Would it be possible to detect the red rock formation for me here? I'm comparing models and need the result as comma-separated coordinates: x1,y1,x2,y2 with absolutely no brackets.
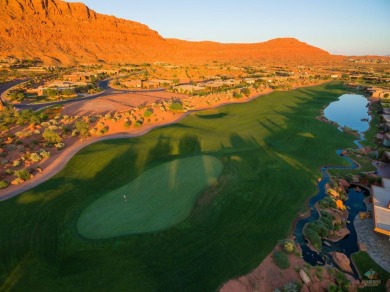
0,0,336,65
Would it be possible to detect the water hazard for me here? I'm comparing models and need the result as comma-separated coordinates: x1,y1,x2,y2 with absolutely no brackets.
294,93,370,277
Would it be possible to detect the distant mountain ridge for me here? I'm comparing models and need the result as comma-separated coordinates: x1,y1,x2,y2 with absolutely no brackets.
0,0,334,65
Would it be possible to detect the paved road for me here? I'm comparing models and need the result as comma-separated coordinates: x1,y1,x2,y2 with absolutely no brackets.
13,79,167,111
0,78,30,101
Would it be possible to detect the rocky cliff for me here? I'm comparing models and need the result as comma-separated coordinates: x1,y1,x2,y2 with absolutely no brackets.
0,0,333,65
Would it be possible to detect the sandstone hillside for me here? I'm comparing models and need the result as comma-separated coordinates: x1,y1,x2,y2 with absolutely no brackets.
0,0,334,65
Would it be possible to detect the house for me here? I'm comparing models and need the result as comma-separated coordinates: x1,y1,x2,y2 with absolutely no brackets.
63,72,96,82
203,81,225,91
383,107,390,115
383,133,390,147
150,79,173,87
383,114,390,124
371,178,390,236
243,78,256,84
142,80,160,89
123,80,142,88
371,88,390,98
175,85,205,94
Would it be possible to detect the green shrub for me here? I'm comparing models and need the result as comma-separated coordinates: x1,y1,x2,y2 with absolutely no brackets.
280,239,295,254
144,108,153,117
283,281,299,292
303,227,322,250
233,92,243,99
169,102,183,111
134,121,142,128
14,169,30,181
272,251,290,269
30,153,42,162
124,121,131,128
319,197,336,208
75,120,90,137
0,181,9,189
241,87,251,97
42,129,62,144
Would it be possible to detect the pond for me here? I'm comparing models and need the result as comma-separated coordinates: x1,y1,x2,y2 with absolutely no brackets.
294,93,371,277
323,94,370,133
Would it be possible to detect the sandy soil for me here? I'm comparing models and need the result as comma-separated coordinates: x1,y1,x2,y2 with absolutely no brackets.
61,91,186,116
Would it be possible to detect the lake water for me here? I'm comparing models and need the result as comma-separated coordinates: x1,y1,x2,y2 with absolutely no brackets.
324,94,370,133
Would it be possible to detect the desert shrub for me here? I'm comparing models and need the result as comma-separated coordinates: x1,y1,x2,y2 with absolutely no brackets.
1,159,9,165
283,281,299,292
100,126,109,134
279,239,295,254
39,150,50,158
48,125,58,131
272,251,290,269
283,240,295,254
30,153,42,162
144,108,153,117
14,169,30,181
42,129,62,144
241,87,251,97
55,142,65,150
303,227,322,250
12,160,21,167
0,181,9,189
71,129,79,137
169,102,183,111
75,120,90,137
233,91,243,99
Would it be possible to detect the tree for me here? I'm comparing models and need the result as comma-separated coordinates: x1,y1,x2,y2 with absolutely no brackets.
42,129,62,144
14,169,31,181
169,102,183,111
75,120,90,137
241,87,251,97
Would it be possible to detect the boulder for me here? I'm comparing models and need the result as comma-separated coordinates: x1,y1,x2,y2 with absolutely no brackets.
331,252,353,274
339,179,350,188
299,269,311,286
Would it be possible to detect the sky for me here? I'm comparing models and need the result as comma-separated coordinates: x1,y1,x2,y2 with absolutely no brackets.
67,0,390,56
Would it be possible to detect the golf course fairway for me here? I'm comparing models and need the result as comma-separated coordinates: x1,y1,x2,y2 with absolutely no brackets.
78,155,223,238
0,82,357,291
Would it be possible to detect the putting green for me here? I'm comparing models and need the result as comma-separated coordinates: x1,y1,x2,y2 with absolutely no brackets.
77,155,223,238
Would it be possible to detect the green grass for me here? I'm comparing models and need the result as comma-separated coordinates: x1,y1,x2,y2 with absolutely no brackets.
351,251,390,292
0,82,356,291
78,155,223,238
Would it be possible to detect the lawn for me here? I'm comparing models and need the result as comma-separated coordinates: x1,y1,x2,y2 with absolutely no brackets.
351,251,390,291
78,155,223,239
0,82,356,291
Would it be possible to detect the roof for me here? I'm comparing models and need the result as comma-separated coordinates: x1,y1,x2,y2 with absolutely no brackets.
383,114,390,123
372,178,390,236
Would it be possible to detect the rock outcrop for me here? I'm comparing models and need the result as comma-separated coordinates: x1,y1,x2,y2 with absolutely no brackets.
331,252,353,274
0,0,335,65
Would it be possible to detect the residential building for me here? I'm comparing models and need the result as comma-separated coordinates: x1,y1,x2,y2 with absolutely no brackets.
372,178,390,236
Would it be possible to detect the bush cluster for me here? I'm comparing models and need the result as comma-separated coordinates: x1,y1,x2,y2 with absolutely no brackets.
272,251,290,269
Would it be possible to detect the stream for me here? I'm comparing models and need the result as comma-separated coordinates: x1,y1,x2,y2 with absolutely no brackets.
293,94,371,278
